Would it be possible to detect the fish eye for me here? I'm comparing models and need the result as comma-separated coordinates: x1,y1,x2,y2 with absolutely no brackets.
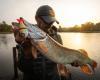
19,33,25,37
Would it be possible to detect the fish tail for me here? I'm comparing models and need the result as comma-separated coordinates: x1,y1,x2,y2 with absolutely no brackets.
80,64,94,75
92,60,97,69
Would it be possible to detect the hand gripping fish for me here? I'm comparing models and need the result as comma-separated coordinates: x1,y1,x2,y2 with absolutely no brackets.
12,17,97,75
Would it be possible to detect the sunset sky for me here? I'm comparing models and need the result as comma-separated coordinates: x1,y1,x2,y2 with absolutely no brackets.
0,0,100,27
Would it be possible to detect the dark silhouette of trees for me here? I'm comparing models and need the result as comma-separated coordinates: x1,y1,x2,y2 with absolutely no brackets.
94,23,100,31
0,21,12,33
0,20,100,33
58,21,100,32
81,22,94,32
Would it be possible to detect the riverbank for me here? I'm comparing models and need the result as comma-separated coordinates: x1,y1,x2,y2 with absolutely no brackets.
1,31,100,34
0,32,12,34
59,31,100,33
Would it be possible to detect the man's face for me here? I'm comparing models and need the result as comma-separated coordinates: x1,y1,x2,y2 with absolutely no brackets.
36,17,51,32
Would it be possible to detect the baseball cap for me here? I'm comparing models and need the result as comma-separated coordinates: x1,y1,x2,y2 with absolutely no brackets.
36,5,58,24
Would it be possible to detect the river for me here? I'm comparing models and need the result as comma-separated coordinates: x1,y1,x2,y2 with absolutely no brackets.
0,33,100,80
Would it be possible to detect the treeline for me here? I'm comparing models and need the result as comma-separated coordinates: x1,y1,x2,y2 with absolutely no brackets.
58,22,100,32
0,21,100,33
0,21,12,33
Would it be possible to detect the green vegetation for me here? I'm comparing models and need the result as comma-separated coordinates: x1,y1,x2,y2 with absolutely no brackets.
0,21,100,33
58,22,100,32
0,21,12,33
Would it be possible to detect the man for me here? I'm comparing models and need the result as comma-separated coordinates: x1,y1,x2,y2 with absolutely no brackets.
15,5,72,80
35,5,71,80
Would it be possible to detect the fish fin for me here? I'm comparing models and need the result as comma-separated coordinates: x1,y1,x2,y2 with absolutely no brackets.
37,42,48,53
57,64,69,77
32,46,38,59
92,60,97,69
80,64,94,75
78,49,88,57
16,18,26,29
17,17,24,23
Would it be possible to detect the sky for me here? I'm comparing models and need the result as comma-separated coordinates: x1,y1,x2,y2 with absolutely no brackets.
0,0,100,27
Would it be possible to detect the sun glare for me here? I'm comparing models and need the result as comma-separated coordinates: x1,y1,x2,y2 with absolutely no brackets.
74,36,81,45
72,34,82,48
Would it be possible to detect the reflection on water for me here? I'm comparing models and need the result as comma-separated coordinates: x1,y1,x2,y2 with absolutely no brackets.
0,35,8,45
73,35,82,45
0,33,100,80
0,34,16,78
60,33,100,80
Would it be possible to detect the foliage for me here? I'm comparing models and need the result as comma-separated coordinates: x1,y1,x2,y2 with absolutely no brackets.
0,20,100,33
58,22,100,32
0,21,12,33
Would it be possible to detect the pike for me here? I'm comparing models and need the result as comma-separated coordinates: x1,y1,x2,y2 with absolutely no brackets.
12,17,97,75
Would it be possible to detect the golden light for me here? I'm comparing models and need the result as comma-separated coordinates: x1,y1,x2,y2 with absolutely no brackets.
74,37,81,45
61,33,83,49
74,35,81,45
54,3,96,27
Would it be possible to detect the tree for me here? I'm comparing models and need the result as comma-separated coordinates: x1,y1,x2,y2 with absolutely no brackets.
0,21,12,32
81,22,94,32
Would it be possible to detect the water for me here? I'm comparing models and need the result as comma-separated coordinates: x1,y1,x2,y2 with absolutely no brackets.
0,34,16,79
60,33,100,80
0,33,100,80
